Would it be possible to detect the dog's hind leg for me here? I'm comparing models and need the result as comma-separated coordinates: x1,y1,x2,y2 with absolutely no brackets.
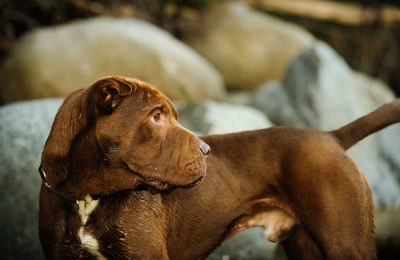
281,225,323,260
281,138,377,259
303,166,377,260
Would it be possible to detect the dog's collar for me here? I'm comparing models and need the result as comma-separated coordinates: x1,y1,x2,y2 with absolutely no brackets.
38,164,61,195
38,164,102,201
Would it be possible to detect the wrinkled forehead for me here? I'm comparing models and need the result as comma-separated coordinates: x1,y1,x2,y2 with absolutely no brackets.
127,78,178,119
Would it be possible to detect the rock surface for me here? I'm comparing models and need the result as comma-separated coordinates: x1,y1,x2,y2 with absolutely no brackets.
188,1,314,91
0,99,62,260
208,228,277,260
0,17,224,103
177,100,272,135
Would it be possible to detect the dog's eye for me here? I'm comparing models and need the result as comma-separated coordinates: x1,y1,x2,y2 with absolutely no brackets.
153,113,161,121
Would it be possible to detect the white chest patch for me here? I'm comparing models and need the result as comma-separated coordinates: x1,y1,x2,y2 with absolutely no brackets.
77,195,107,260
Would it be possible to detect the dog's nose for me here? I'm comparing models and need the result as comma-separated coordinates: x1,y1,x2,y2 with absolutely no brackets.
200,142,210,157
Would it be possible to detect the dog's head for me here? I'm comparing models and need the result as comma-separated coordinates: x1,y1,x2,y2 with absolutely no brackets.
41,76,209,199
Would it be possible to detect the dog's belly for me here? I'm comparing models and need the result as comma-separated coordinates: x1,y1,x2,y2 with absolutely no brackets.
224,198,298,243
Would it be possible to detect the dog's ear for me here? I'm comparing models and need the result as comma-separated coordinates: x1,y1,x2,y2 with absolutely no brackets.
40,77,137,198
93,77,136,115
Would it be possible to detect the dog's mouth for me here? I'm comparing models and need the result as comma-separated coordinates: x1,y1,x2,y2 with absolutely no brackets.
146,175,204,192
124,163,205,192
182,175,204,189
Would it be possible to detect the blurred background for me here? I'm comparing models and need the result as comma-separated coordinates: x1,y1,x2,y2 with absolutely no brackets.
0,0,399,259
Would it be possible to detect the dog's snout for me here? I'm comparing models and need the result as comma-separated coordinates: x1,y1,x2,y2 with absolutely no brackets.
200,142,210,157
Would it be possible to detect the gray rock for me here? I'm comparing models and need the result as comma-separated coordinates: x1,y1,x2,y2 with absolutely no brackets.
222,90,253,107
0,98,62,260
208,228,277,260
187,2,314,90
177,101,273,135
250,81,303,127
0,17,224,103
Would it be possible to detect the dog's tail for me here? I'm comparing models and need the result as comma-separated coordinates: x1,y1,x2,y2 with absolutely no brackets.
329,99,400,150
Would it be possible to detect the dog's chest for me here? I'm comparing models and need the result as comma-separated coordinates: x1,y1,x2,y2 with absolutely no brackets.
76,195,107,260
63,191,165,259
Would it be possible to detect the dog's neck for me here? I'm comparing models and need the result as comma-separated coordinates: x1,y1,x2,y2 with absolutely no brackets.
38,165,104,201
40,128,143,200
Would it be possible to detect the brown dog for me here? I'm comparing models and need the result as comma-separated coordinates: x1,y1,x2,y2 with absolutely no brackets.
39,76,400,259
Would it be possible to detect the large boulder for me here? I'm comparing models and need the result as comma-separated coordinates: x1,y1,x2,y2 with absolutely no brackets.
187,1,314,91
0,17,224,103
250,41,400,249
177,101,272,135
0,99,62,259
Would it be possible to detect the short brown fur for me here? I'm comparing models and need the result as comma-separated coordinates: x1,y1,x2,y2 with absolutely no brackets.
39,76,400,259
